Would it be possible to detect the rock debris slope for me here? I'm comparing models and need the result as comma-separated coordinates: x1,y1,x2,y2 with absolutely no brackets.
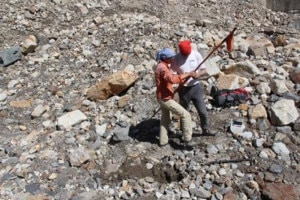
0,0,300,200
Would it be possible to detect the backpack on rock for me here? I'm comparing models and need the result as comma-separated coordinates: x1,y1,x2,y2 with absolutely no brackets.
210,85,250,108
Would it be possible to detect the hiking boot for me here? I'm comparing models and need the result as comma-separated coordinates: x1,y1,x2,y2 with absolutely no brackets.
159,142,168,147
202,129,217,136
184,140,197,147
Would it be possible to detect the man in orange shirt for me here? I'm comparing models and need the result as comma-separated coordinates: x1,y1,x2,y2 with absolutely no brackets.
155,48,197,147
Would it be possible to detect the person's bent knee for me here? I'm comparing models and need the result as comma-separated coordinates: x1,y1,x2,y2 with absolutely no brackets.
181,110,191,119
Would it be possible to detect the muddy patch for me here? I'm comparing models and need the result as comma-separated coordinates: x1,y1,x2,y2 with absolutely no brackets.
100,158,184,185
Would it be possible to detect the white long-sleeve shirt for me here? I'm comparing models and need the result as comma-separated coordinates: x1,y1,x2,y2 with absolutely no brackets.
171,50,207,87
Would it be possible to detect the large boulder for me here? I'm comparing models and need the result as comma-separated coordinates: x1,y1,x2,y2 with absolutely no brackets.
87,69,139,101
270,99,299,125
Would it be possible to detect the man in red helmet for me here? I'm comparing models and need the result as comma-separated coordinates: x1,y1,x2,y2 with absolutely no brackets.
171,40,214,136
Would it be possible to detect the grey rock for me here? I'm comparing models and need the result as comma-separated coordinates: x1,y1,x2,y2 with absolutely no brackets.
256,118,271,131
283,92,300,102
69,147,91,167
272,142,290,156
190,186,211,198
269,164,284,174
112,123,130,141
25,183,40,194
270,99,299,126
0,46,22,67
1,173,16,181
206,144,219,154
276,126,292,134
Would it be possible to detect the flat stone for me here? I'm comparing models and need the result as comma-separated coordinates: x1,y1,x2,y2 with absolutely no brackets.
57,110,87,129
25,183,40,194
0,46,22,67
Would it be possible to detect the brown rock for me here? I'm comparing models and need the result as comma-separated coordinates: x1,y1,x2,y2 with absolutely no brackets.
249,104,268,119
10,99,32,108
81,160,96,170
216,74,239,90
246,37,273,58
223,191,239,200
238,103,248,111
289,68,300,84
254,174,265,187
273,35,287,47
0,110,8,118
26,194,49,200
118,95,130,108
22,35,38,54
261,183,300,200
87,70,138,101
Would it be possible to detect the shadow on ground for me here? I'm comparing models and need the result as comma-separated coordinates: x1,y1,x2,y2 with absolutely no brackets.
129,118,160,144
128,118,210,150
128,118,187,150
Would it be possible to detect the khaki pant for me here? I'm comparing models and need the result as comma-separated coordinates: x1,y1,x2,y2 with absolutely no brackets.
158,99,192,145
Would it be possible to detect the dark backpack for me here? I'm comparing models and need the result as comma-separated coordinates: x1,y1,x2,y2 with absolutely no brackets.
210,86,250,107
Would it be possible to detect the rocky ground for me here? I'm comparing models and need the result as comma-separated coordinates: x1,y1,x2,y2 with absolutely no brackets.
0,0,300,200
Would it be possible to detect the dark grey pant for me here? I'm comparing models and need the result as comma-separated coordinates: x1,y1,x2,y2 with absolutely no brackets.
178,83,210,130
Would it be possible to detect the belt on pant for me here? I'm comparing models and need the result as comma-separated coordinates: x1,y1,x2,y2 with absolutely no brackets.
183,83,198,88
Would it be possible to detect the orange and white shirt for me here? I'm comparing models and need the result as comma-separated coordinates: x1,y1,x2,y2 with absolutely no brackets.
155,62,184,100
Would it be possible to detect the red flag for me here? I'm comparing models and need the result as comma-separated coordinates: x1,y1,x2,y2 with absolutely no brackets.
226,31,234,51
